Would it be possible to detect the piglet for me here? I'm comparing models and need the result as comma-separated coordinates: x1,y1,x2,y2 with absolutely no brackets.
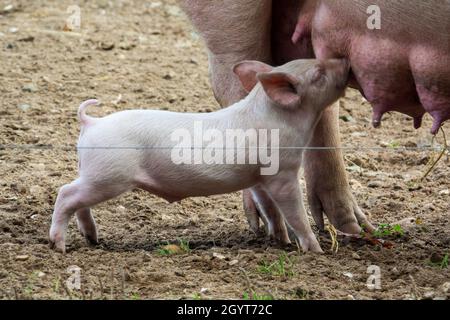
49,58,349,253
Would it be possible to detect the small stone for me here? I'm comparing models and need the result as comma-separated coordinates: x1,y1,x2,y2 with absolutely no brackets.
174,271,185,277
149,2,162,9
347,165,362,173
368,180,383,188
142,253,152,262
3,4,14,12
18,104,30,111
441,282,450,293
340,115,354,122
18,36,34,42
163,73,174,80
212,252,226,260
352,252,361,260
229,259,239,266
119,42,136,50
343,272,354,279
99,42,115,51
29,185,42,195
16,255,29,261
22,83,38,92
165,5,182,16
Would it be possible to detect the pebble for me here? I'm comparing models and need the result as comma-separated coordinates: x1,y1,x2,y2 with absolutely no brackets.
119,42,136,50
18,35,35,42
22,83,38,93
442,282,450,293
142,253,152,262
3,4,14,12
212,252,226,260
343,272,354,279
163,72,175,80
16,255,29,261
99,42,115,51
351,252,361,260
339,115,354,123
148,2,162,9
174,271,185,277
18,104,31,111
165,5,182,16
368,180,383,188
229,259,239,266
29,185,42,195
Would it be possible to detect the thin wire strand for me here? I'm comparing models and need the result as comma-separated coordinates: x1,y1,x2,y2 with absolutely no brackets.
0,144,449,152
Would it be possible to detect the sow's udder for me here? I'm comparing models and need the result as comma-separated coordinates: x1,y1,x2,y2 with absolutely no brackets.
346,38,450,135
310,10,450,134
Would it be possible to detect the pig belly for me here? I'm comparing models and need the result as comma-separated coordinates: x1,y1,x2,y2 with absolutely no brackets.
311,0,450,134
135,163,262,201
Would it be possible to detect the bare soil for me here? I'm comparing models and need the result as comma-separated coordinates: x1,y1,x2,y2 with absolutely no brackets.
0,0,449,300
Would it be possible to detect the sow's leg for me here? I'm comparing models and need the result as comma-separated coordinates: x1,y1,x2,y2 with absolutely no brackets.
303,104,374,233
179,0,289,236
179,0,272,106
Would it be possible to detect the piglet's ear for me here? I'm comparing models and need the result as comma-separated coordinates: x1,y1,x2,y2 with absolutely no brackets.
257,72,301,109
233,61,274,93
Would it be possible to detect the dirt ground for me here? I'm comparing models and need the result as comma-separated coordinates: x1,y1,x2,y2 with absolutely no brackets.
0,0,449,300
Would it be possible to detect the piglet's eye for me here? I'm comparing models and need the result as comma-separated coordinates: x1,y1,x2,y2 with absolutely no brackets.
311,66,326,84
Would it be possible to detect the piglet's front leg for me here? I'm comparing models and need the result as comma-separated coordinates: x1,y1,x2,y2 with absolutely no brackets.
246,186,290,245
262,173,323,253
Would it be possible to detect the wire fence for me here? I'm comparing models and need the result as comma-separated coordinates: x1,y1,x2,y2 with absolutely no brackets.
0,144,449,152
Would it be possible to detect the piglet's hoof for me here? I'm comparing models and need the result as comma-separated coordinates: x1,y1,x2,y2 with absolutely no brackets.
49,235,67,254
79,229,98,246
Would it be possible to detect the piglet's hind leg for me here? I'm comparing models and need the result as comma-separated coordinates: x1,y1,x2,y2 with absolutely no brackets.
76,208,98,245
50,179,128,253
